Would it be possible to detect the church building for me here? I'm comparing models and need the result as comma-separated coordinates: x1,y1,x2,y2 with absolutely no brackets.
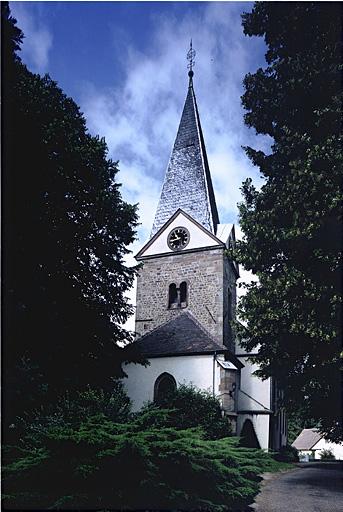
123,50,287,451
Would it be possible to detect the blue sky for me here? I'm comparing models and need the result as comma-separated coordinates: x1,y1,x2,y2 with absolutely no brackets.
10,1,267,327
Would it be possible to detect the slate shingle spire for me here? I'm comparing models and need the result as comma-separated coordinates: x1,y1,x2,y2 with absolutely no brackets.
151,46,219,236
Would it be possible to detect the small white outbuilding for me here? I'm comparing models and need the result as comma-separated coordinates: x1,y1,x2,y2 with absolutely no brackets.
292,428,343,460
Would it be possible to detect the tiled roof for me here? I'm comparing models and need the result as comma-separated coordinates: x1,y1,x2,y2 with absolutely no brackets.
151,77,219,236
133,311,226,357
292,428,323,450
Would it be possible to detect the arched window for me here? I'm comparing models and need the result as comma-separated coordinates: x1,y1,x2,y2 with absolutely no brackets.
239,419,260,449
154,373,177,404
180,281,187,307
168,282,188,309
168,283,178,308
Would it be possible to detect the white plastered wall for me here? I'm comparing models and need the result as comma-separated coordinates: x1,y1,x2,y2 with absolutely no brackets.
238,356,271,411
123,354,224,412
237,355,271,450
237,413,270,451
312,439,343,460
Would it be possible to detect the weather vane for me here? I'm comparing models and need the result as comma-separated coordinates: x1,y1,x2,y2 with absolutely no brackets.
187,39,196,78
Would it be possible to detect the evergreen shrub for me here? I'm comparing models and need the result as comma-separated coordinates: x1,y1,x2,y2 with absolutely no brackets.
320,448,335,460
273,444,299,463
3,415,288,511
137,384,232,439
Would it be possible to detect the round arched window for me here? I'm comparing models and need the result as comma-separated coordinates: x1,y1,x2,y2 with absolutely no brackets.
154,373,177,404
180,281,188,307
168,283,178,308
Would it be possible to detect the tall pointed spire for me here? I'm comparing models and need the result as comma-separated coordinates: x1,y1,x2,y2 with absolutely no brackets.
151,43,219,236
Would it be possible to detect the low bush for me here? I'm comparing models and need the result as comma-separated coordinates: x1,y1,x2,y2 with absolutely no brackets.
273,444,299,463
3,415,288,511
137,384,232,440
320,448,335,460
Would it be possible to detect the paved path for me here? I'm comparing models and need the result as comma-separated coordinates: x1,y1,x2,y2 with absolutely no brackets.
250,462,343,512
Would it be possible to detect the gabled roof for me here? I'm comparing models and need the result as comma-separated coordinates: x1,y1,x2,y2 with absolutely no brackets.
136,208,224,260
151,77,219,237
132,311,242,368
292,428,323,450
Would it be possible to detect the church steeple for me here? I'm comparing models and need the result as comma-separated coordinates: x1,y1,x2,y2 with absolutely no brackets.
151,44,219,236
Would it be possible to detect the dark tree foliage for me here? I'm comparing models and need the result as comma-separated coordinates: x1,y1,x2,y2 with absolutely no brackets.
236,2,342,441
2,3,139,425
136,384,232,440
15,382,133,439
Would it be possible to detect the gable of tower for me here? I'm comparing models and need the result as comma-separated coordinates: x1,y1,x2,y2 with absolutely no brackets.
136,209,224,260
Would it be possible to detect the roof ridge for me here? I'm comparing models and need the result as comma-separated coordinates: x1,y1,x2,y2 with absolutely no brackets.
292,428,324,450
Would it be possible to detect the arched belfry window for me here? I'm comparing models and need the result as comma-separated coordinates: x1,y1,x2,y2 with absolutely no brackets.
168,282,188,309
154,373,177,404
180,281,187,307
168,283,178,308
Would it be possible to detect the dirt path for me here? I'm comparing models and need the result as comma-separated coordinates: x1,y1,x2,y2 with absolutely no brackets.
249,462,343,512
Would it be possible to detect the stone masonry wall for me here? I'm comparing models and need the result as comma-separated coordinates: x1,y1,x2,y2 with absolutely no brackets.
223,256,237,351
135,248,225,344
219,367,237,412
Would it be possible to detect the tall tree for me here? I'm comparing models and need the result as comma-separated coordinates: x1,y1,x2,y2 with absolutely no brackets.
2,3,139,423
236,2,342,441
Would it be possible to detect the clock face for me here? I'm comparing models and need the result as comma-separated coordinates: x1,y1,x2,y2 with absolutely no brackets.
167,227,190,251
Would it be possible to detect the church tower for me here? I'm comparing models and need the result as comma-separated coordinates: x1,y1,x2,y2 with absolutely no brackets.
135,49,239,352
123,45,286,450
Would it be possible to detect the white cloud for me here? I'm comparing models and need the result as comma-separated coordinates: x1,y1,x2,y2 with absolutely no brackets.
10,2,264,334
10,2,52,74
78,3,267,331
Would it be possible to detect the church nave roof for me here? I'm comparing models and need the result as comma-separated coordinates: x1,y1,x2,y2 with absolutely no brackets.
132,311,242,371
133,311,224,357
